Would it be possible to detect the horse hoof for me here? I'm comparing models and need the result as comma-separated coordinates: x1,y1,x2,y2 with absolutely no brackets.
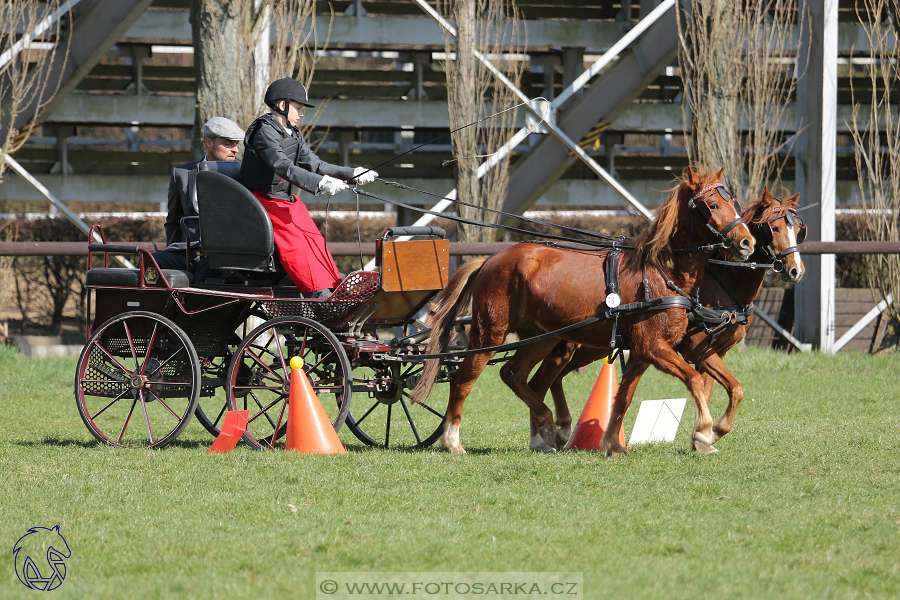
539,427,555,448
555,429,571,449
691,439,718,456
448,445,467,455
530,435,557,453
603,443,627,457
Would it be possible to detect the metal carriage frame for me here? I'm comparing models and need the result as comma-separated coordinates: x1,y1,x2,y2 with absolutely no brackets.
75,169,460,451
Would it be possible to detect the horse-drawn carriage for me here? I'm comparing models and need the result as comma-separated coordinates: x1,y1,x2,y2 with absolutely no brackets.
75,163,459,450
75,165,807,456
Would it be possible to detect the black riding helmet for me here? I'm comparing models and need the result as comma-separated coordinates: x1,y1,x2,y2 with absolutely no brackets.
264,78,315,115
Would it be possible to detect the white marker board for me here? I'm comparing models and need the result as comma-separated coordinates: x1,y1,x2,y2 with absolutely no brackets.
628,398,686,445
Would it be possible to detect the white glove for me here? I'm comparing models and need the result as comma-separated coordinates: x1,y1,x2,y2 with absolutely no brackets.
317,175,348,196
353,166,378,185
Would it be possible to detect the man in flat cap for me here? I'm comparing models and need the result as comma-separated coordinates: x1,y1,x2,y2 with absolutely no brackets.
152,116,245,275
241,77,379,297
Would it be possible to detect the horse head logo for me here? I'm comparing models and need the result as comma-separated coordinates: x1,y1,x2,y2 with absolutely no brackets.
12,525,71,591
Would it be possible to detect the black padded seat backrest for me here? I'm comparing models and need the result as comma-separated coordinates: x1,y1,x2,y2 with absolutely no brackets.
196,170,275,272
198,160,242,179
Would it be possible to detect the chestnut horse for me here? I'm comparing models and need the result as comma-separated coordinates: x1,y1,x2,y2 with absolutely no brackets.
530,188,806,451
412,168,755,455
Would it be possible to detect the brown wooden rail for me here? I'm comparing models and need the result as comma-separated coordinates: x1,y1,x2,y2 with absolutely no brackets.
1,240,900,256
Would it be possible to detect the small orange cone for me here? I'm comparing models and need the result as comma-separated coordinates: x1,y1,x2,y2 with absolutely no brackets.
284,356,346,454
207,410,249,454
564,357,627,451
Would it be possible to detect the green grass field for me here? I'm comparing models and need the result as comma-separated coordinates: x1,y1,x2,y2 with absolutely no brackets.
1,346,898,599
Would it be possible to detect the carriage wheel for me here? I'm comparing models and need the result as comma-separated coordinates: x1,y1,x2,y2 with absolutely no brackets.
194,312,269,437
75,311,200,449
344,360,450,450
226,316,351,450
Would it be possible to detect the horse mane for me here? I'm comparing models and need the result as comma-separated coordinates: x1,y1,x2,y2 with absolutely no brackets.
625,167,723,270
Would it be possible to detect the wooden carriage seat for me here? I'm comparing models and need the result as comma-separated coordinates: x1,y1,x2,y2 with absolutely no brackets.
195,169,277,274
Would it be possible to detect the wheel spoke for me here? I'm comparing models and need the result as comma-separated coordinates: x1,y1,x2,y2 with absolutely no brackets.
248,391,283,431
355,400,379,426
304,348,334,373
299,325,309,356
270,400,289,449
232,384,282,392
144,380,191,387
385,403,392,447
81,378,130,386
145,387,181,420
122,321,140,371
243,345,284,382
140,322,160,375
93,341,136,379
417,399,445,419
117,398,139,444
154,346,187,374
272,328,290,383
89,388,130,420
212,400,228,428
139,390,155,445
400,397,422,444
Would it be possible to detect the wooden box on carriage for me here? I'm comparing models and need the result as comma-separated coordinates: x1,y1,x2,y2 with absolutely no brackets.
366,239,450,325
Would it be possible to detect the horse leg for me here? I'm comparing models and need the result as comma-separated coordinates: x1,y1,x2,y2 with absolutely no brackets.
547,346,609,448
646,345,717,455
696,353,743,444
442,352,494,454
501,339,562,452
527,341,579,448
601,356,650,456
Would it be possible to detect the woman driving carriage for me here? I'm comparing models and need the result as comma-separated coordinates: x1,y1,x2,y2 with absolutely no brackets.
240,77,379,297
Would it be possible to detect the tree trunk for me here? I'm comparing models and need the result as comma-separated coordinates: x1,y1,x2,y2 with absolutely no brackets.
191,0,251,159
449,0,481,243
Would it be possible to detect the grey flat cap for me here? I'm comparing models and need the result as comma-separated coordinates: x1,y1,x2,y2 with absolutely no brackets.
202,117,244,140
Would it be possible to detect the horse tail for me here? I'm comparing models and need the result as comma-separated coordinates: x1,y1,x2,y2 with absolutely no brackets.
411,256,489,403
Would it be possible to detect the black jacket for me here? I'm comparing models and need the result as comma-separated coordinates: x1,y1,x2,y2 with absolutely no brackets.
240,113,355,200
163,159,203,249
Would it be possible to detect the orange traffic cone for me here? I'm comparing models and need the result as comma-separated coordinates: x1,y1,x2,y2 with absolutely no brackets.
207,409,249,454
284,356,346,454
564,357,626,451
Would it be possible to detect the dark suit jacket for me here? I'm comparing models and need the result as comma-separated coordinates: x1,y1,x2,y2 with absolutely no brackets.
163,159,203,249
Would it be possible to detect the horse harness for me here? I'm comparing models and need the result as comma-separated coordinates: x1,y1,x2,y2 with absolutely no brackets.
602,183,749,366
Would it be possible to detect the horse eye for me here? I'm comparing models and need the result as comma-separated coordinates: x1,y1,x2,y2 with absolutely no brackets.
709,203,719,210
771,226,780,232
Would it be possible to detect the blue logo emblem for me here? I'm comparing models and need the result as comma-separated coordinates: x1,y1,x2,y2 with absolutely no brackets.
12,525,70,591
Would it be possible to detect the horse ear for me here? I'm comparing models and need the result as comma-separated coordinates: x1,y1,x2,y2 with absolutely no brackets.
787,192,801,205
715,167,725,181
762,185,772,200
687,166,700,183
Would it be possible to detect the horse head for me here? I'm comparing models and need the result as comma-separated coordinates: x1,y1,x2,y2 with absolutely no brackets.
747,187,805,282
684,167,755,260
12,525,71,591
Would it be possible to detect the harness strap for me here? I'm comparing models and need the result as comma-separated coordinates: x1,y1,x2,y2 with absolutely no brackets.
707,258,775,269
408,316,604,361
705,264,742,306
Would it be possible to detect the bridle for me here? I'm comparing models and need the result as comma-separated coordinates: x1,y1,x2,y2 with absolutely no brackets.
754,203,806,272
688,182,746,248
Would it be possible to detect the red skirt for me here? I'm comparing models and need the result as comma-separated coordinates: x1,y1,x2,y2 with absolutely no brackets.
252,191,341,292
